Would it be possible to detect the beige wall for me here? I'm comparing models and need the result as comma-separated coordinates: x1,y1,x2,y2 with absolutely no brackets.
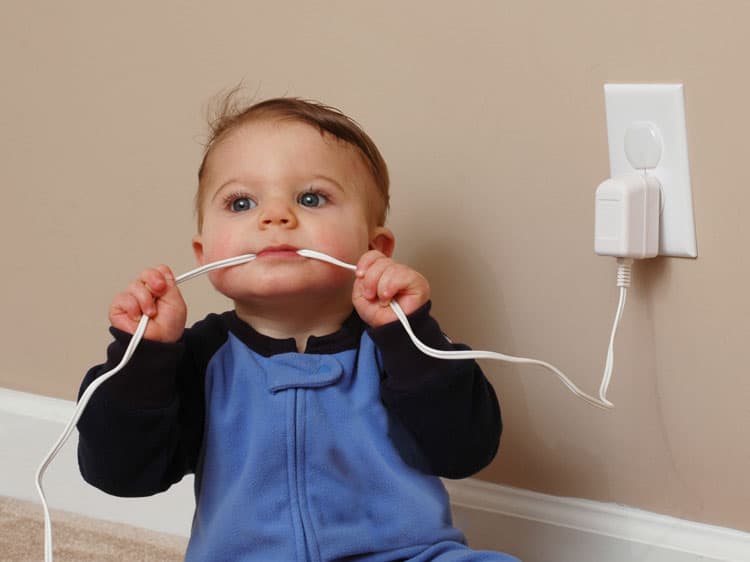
2,0,748,533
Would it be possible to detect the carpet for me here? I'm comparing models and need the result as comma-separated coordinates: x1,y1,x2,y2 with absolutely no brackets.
0,496,187,561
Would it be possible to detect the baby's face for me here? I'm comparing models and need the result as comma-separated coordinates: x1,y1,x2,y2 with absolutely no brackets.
193,118,387,307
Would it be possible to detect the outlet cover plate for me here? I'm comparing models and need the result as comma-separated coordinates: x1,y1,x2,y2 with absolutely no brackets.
604,84,697,258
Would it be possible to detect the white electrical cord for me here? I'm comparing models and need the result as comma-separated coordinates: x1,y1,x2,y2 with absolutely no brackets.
299,249,631,409
37,249,631,561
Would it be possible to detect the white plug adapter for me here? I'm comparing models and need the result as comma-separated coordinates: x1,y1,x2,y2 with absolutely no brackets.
595,173,661,259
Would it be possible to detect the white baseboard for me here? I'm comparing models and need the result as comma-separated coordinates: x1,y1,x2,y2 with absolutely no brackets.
444,471,750,562
3,387,749,561
0,387,194,537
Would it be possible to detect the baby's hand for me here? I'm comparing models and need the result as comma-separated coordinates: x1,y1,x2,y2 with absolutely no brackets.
353,251,430,328
109,265,187,343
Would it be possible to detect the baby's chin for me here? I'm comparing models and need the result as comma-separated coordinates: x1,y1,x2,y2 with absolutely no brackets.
219,275,354,303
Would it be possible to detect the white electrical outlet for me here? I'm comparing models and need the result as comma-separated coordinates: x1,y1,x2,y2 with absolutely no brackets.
604,84,697,258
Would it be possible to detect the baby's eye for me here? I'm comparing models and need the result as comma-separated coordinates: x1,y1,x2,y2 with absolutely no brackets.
228,196,256,212
298,191,328,208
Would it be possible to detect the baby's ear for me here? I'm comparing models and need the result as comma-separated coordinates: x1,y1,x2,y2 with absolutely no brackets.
369,226,395,257
192,235,206,265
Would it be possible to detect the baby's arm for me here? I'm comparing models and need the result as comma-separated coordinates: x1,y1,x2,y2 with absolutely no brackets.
354,253,502,478
109,265,187,342
370,305,502,479
353,250,430,328
78,265,194,496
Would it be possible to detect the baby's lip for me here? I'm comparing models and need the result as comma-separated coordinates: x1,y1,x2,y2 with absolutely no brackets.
256,245,300,258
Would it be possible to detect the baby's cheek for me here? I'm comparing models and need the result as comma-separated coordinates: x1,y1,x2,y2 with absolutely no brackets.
204,232,243,262
321,231,369,263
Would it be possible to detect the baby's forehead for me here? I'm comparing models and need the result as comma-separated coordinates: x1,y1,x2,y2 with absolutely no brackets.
232,117,355,152
211,118,374,181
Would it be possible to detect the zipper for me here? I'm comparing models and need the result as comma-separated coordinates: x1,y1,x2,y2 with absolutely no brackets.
288,389,320,561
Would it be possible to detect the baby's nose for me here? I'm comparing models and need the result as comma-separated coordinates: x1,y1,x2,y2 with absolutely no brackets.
259,200,297,227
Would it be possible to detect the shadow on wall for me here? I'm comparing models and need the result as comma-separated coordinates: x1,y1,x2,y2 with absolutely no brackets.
633,255,671,297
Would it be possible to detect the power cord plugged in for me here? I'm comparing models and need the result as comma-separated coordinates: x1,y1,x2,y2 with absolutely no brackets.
590,171,662,412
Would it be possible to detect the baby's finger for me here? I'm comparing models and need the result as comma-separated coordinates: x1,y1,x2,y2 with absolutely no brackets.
128,278,158,317
358,256,392,300
355,250,386,278
375,263,411,302
140,268,171,298
110,293,142,326
154,264,176,285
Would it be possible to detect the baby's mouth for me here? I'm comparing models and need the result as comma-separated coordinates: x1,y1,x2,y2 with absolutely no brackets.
256,245,300,259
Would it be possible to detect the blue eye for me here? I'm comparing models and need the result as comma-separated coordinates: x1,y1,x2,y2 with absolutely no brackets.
229,196,256,212
298,191,328,208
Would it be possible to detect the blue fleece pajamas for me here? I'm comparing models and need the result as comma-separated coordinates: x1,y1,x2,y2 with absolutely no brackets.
77,303,519,561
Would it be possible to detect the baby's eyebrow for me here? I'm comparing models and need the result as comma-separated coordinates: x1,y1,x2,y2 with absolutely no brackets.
210,179,246,202
309,174,346,192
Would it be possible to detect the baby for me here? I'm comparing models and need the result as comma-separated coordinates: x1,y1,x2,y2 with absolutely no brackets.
77,96,519,561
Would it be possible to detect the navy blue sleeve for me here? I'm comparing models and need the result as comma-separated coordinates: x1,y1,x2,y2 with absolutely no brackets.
369,302,502,479
76,314,229,497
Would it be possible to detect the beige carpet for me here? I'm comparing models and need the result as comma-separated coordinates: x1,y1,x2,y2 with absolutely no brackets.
0,496,187,562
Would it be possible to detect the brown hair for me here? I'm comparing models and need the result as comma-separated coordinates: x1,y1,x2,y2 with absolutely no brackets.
196,93,390,231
